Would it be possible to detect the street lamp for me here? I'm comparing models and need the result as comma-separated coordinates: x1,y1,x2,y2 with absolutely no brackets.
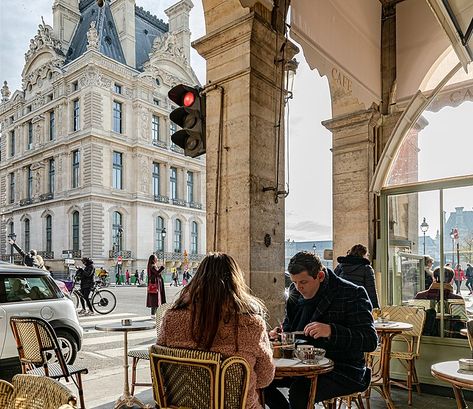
420,217,429,255
284,58,299,103
161,227,167,267
450,228,455,265
312,244,317,255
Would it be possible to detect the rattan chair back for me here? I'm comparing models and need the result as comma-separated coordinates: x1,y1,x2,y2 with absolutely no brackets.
1,374,77,409
220,356,251,409
155,303,172,339
449,302,468,320
10,316,70,379
467,320,473,351
150,345,221,409
382,306,426,354
0,379,14,407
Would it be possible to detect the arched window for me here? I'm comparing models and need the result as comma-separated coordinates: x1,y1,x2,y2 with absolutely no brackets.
72,211,80,251
191,221,198,254
112,211,123,252
24,219,30,251
174,219,182,253
155,216,165,251
46,215,52,253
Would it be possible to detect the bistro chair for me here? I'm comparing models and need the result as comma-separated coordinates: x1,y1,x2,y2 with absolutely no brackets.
150,345,250,409
466,319,473,352
129,302,172,394
0,374,77,409
9,316,88,409
367,306,426,406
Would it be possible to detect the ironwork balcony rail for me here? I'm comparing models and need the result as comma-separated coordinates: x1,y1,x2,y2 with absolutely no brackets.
170,144,185,154
39,192,54,202
189,202,203,210
172,198,186,207
19,198,33,206
38,251,54,259
154,251,205,263
108,250,132,259
62,250,82,259
152,140,168,149
154,195,169,204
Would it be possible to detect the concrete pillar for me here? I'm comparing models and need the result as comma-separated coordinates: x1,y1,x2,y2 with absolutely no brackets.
322,108,381,266
194,6,296,323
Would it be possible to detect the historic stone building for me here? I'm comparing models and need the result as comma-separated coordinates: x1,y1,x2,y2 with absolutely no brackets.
0,0,206,274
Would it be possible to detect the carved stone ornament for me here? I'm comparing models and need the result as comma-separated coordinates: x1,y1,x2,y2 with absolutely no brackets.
141,67,182,88
78,67,112,90
24,18,63,63
151,32,188,66
22,58,64,90
87,21,99,51
1,81,11,103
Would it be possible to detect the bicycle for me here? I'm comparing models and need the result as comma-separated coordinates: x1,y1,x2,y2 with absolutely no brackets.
71,276,117,315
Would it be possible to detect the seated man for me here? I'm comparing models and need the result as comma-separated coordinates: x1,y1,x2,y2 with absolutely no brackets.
415,266,463,301
265,252,378,408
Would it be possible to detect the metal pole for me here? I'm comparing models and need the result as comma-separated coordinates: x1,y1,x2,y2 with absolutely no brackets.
452,237,455,265
423,231,426,255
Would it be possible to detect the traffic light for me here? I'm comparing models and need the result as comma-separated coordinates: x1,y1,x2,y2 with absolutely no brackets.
168,84,206,158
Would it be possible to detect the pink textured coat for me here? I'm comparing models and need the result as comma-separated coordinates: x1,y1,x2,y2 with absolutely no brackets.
157,308,275,409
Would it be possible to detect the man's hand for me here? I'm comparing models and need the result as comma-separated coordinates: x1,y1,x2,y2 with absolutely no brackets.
268,327,281,340
304,322,331,339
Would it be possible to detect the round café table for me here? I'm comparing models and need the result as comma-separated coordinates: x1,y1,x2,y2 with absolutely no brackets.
273,357,334,409
370,321,413,409
431,361,473,409
96,321,155,409
461,328,468,337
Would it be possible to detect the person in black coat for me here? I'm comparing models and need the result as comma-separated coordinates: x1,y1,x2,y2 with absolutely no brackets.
264,252,378,409
334,244,380,309
76,257,95,315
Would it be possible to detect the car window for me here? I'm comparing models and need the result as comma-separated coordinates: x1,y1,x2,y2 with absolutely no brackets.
3,276,57,303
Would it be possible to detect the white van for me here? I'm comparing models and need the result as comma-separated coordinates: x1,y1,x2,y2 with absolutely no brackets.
0,261,83,368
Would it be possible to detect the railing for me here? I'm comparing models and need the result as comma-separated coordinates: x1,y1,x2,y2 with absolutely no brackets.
172,198,186,207
189,253,205,262
154,195,169,204
152,140,168,149
0,254,23,262
38,251,54,259
189,202,203,210
62,250,82,259
154,251,205,263
19,198,33,206
39,192,54,202
108,250,132,259
170,144,185,154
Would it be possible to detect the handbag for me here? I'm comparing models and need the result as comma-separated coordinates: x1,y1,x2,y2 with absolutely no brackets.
148,283,158,294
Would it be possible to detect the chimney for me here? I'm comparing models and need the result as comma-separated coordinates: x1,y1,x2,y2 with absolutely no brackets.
111,0,136,67
52,0,81,51
165,0,193,63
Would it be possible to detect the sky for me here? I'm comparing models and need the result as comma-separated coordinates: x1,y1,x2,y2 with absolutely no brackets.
0,0,335,242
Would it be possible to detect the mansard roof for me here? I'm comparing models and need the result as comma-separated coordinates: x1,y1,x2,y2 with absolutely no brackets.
66,0,168,71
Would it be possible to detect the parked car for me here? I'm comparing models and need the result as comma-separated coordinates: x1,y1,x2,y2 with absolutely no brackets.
0,261,83,369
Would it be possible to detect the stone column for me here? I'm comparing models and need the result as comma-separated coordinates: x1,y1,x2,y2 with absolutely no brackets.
194,5,295,323
322,108,381,266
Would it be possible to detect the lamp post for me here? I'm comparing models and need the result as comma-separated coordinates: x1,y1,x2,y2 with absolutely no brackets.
450,229,455,265
8,232,16,264
114,227,123,283
312,244,317,256
420,217,429,255
284,58,299,104
161,227,167,267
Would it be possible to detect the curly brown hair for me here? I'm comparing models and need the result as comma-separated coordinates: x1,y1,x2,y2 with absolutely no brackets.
348,244,368,258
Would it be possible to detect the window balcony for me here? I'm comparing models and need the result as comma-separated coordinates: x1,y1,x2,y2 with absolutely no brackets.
108,250,132,259
0,254,23,262
152,140,168,149
154,195,169,204
154,251,205,263
172,198,186,207
61,249,82,259
38,251,54,259
39,192,54,202
170,144,185,154
19,198,33,206
189,202,203,210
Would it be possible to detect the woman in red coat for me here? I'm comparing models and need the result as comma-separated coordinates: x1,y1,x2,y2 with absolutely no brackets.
146,254,166,316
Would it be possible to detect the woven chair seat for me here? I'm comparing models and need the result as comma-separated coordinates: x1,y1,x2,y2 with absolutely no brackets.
128,348,150,360
28,363,88,378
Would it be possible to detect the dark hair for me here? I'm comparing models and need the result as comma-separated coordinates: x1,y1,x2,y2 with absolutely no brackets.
348,244,368,258
147,254,157,271
433,266,454,283
424,256,434,265
82,257,93,266
288,251,322,278
173,252,266,350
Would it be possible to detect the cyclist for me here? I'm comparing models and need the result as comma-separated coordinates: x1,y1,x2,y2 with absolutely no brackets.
76,257,95,316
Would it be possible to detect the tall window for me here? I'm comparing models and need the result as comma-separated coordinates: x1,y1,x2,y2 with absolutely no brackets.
27,122,33,149
113,101,123,133
170,167,177,200
46,215,52,253
24,219,30,251
9,173,15,204
10,130,15,157
152,115,160,143
27,166,33,200
191,221,198,254
73,99,80,131
187,171,194,203
72,150,80,188
48,158,55,194
72,211,80,251
49,111,55,140
156,216,164,251
174,218,182,253
112,211,123,252
170,122,176,136
112,151,123,189
114,83,122,94
152,162,160,197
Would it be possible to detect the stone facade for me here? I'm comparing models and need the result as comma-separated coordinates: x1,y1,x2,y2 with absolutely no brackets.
0,0,206,274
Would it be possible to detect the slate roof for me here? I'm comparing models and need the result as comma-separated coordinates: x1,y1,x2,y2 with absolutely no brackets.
65,0,168,70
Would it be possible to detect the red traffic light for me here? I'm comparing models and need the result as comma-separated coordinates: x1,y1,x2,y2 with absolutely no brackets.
183,91,195,107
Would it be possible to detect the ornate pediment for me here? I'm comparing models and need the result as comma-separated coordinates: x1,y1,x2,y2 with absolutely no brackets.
140,67,185,88
150,32,188,66
25,19,63,64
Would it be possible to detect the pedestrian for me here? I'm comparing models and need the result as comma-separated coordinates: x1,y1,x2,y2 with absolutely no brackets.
76,257,95,316
140,269,145,284
334,244,380,309
454,264,465,294
125,269,130,285
171,270,179,287
182,270,192,286
466,263,473,295
115,270,120,285
134,269,140,285
423,256,435,290
146,254,166,317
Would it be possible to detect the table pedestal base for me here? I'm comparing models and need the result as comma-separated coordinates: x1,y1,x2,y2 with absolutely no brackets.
114,393,151,409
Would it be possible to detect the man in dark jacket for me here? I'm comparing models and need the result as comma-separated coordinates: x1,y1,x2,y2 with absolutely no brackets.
265,252,378,408
76,257,95,315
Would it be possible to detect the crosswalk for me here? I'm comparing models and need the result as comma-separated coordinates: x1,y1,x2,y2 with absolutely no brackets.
77,312,157,361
